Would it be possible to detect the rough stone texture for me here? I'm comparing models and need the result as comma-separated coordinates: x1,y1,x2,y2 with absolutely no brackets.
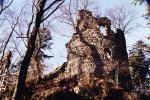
1,10,133,99
65,9,129,83
26,9,132,100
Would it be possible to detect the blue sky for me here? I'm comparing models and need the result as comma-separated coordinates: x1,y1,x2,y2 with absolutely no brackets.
47,0,150,73
10,0,150,73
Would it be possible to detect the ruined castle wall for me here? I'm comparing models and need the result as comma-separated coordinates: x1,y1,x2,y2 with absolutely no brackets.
26,10,131,100
65,10,129,83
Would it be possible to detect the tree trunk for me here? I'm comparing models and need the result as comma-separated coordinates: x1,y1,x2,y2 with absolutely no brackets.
13,0,46,99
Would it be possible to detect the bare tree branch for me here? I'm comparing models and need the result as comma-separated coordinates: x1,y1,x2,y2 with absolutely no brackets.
13,0,65,99
0,0,13,15
0,16,19,61
106,5,136,34
43,0,63,12
41,0,65,22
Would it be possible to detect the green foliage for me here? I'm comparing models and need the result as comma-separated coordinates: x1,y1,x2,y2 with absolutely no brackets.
129,40,150,94
30,27,53,77
133,0,150,24
35,27,53,61
133,0,150,9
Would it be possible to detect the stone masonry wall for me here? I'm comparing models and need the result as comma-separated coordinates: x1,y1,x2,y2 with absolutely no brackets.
65,10,129,83
25,9,131,100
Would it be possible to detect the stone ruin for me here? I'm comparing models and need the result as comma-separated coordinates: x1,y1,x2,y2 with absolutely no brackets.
0,51,12,94
26,9,132,100
65,9,129,80
0,10,133,99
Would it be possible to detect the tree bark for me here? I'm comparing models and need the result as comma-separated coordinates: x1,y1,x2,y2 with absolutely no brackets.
13,0,46,99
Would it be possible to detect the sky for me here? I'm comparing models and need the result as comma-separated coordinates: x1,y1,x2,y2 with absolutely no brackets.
10,0,150,74
47,0,150,73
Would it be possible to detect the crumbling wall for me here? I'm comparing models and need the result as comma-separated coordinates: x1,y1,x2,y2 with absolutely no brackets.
22,9,132,100
65,9,130,84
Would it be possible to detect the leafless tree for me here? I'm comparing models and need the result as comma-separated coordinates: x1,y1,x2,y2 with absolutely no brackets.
105,5,136,34
0,0,14,54
12,0,64,99
59,0,97,32
0,10,21,62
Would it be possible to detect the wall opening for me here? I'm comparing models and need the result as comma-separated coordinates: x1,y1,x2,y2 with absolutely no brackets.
104,48,111,59
100,26,107,36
